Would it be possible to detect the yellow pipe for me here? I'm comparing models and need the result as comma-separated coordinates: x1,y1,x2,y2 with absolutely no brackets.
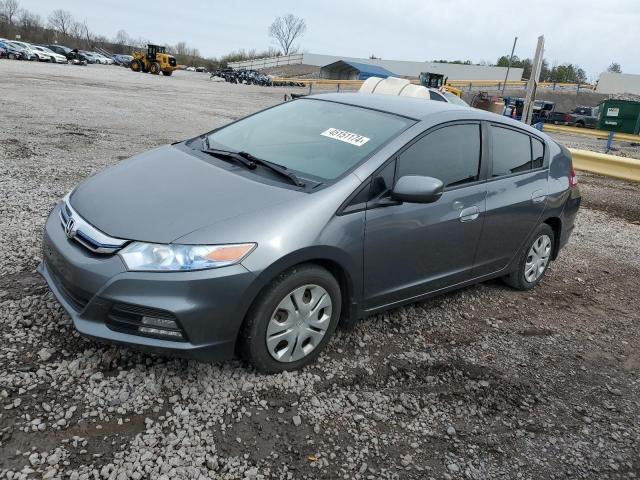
569,148,640,182
544,124,640,143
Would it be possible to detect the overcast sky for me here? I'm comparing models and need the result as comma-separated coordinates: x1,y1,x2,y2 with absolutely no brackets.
21,0,639,80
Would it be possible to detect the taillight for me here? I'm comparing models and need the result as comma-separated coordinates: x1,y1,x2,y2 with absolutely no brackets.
564,114,572,122
569,160,578,188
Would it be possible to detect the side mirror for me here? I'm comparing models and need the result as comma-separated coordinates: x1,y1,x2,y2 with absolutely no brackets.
391,175,444,203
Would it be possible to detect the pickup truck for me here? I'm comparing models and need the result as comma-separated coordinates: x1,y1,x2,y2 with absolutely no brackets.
546,106,599,128
567,106,599,128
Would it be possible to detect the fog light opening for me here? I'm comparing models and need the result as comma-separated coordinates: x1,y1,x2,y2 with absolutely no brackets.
141,316,179,329
138,326,184,339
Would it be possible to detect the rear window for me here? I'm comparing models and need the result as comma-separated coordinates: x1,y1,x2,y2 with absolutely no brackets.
208,99,414,181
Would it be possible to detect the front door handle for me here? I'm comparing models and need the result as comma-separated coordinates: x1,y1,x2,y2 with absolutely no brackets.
459,205,480,223
531,189,547,204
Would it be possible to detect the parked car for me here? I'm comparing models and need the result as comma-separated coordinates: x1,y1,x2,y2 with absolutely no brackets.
87,52,112,64
10,40,48,61
112,54,132,67
39,93,581,373
68,50,92,64
97,53,114,65
504,98,555,124
0,40,24,59
5,41,35,60
33,45,68,63
46,44,73,59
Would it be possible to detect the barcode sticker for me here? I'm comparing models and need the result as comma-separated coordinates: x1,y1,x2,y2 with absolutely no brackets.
321,128,370,147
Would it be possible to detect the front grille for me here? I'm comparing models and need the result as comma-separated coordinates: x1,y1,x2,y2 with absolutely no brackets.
106,303,187,342
59,198,127,255
47,261,92,311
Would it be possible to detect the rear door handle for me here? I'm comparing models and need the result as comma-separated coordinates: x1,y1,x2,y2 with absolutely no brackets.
531,189,547,204
459,206,480,222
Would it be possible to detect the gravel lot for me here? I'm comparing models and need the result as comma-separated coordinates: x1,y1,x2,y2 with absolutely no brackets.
1,61,639,480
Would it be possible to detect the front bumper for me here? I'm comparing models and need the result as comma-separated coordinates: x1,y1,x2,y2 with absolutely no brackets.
38,205,257,362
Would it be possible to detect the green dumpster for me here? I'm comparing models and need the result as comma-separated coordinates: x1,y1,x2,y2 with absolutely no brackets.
597,99,640,134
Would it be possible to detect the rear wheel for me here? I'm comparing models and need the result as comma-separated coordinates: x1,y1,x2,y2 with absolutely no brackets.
149,62,161,75
130,59,142,72
239,264,341,373
161,69,173,76
503,223,555,290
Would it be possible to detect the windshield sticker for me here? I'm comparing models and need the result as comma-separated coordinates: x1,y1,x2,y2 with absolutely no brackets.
321,128,370,147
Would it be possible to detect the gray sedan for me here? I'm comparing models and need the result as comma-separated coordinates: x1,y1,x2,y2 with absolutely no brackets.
39,93,581,373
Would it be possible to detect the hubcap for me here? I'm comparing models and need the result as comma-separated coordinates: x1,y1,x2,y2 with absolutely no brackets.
525,234,551,283
266,284,332,363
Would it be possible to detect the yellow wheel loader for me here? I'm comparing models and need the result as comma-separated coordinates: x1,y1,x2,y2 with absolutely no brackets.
130,44,178,76
419,72,462,97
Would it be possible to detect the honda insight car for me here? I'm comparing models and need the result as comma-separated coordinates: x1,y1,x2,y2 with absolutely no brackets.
39,93,581,373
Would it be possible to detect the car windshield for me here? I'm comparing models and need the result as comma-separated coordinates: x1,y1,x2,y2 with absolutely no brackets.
206,99,413,181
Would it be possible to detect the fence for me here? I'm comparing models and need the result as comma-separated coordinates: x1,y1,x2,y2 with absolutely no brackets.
271,77,595,93
227,54,304,71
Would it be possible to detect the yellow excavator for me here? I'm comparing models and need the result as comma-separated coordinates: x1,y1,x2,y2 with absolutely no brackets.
130,44,178,76
419,72,462,97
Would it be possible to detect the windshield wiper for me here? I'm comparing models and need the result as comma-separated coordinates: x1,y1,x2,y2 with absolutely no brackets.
200,137,305,188
237,151,305,188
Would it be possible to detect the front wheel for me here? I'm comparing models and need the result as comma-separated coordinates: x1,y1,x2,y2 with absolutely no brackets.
130,59,142,72
149,62,160,74
503,223,555,290
239,264,341,373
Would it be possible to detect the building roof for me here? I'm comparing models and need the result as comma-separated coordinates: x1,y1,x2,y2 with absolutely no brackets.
321,60,397,79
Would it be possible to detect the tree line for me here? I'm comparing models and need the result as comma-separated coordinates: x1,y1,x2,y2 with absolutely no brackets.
0,0,307,69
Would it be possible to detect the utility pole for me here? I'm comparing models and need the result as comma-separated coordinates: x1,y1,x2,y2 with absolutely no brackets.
501,36,518,96
522,35,545,125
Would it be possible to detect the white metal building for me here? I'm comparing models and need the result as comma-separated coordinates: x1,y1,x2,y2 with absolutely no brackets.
596,72,640,95
228,52,524,81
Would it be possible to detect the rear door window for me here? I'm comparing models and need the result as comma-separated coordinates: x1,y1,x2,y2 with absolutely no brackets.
531,137,545,168
490,126,533,177
397,124,481,188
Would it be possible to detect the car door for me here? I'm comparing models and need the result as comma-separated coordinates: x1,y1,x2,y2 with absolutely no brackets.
473,124,548,277
363,122,487,310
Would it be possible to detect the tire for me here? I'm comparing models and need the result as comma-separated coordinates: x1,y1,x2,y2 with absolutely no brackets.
130,59,142,72
8,53,15,60
503,223,555,291
575,121,584,128
161,70,172,76
239,264,342,373
149,62,160,75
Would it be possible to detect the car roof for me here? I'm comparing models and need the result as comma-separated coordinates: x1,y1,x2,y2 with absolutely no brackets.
310,92,461,120
309,92,553,141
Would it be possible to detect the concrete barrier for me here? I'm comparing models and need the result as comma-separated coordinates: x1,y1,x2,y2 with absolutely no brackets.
570,148,640,182
544,124,640,143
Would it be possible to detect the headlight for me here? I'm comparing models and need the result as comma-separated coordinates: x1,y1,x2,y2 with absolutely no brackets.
118,242,256,272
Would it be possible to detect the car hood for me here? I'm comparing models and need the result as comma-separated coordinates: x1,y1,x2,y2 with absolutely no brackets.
70,144,305,244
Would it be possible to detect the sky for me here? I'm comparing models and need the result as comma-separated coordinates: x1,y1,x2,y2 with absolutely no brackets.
20,0,640,80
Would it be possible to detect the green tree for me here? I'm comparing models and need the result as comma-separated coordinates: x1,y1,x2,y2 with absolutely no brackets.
607,62,621,73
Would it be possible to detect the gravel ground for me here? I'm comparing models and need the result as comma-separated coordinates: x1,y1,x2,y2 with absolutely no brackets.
0,61,639,480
